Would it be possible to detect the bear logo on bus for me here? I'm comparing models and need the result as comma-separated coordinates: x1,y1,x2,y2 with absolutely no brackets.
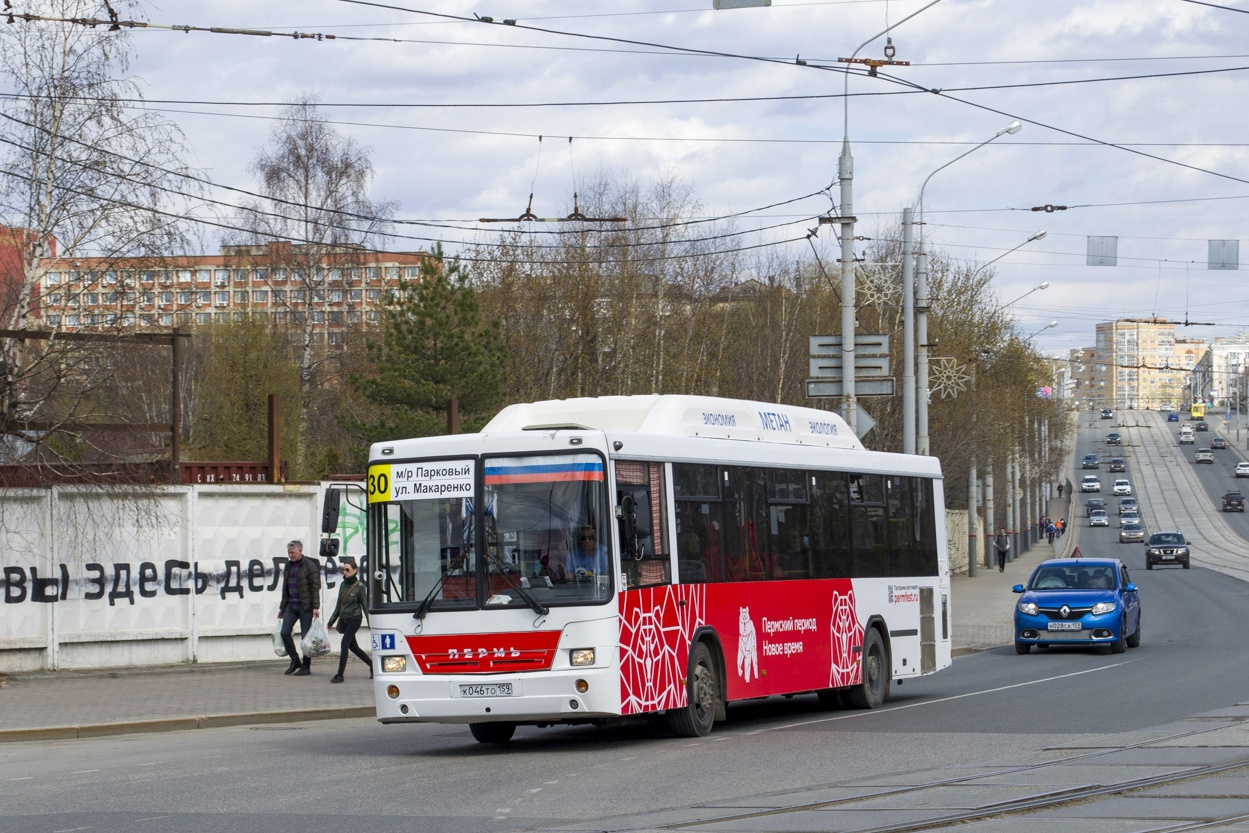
737,606,759,682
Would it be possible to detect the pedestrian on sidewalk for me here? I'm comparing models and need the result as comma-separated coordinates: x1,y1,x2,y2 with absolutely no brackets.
1057,483,1064,498
1057,518,1065,537
278,540,321,677
1047,521,1056,544
994,528,1010,572
326,558,372,683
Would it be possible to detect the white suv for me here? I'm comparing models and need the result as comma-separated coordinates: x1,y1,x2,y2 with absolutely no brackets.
1112,479,1132,495
1081,475,1102,492
1195,448,1214,464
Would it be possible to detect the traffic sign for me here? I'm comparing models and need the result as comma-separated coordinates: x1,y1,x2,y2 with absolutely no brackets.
809,355,891,377
806,378,895,397
809,334,889,357
838,403,875,438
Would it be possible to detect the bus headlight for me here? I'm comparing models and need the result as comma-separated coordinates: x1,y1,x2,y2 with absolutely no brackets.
382,656,407,673
570,648,595,666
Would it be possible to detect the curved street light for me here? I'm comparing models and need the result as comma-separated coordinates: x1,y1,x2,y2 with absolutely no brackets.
996,280,1050,314
969,231,1047,282
1027,320,1059,341
837,0,949,437
906,119,1025,456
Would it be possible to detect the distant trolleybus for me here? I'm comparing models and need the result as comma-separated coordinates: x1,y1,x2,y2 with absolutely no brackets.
332,395,951,743
1190,402,1206,420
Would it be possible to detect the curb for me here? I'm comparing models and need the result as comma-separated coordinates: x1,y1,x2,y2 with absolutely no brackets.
0,706,376,744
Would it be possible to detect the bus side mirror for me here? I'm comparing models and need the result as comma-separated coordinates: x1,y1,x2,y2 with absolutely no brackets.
617,493,639,560
321,489,342,535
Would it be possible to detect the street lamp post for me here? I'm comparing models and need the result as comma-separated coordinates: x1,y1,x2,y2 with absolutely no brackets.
1027,320,1059,341
838,0,947,437
969,231,1047,282
913,120,1023,455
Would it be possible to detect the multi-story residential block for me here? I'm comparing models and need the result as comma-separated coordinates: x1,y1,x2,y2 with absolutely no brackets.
1191,335,1249,407
15,237,428,344
1089,318,1205,411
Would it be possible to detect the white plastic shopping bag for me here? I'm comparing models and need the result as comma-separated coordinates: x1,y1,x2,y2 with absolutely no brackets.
272,620,287,657
300,617,333,657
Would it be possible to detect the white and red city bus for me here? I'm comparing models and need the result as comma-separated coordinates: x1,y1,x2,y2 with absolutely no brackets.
350,395,950,743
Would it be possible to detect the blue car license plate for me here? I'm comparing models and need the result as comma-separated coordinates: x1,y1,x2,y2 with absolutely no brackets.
1047,622,1082,631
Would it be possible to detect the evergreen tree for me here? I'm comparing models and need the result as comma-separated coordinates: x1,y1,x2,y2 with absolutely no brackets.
346,245,505,450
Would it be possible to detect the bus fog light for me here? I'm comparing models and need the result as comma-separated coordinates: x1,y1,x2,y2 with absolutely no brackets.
386,684,400,699
570,649,595,666
575,679,589,693
382,656,407,673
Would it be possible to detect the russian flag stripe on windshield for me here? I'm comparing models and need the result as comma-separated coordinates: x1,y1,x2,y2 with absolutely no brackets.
485,457,603,485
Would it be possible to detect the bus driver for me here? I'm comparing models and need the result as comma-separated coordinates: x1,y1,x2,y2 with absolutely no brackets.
569,525,609,579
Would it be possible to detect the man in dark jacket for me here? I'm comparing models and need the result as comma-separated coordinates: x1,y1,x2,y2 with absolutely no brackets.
278,540,321,676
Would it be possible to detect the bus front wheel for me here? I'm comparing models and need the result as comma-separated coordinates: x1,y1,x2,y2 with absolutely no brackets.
668,642,717,738
847,629,889,709
469,722,516,744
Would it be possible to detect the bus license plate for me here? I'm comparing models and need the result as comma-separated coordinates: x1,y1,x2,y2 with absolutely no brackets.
1048,622,1082,631
460,683,513,697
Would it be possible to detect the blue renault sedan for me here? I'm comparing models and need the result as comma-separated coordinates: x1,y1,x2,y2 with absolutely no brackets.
1012,558,1141,655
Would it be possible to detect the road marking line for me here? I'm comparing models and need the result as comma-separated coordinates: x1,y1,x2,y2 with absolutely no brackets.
748,662,1135,733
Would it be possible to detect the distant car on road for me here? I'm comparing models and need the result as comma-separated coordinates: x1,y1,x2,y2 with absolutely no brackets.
1112,479,1132,495
1118,497,1139,515
1211,437,1227,449
1012,558,1141,654
1167,412,1180,422
1108,457,1126,472
1089,509,1110,527
1196,421,1209,432
1119,510,1140,527
1195,448,1214,464
1223,491,1246,512
1119,521,1145,543
1106,432,1122,445
1085,498,1107,516
1145,531,1190,570
1082,454,1100,469
1237,462,1249,478
1101,408,1114,419
1081,475,1102,492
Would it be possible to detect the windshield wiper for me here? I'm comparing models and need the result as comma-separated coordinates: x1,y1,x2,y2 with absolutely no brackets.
413,570,449,621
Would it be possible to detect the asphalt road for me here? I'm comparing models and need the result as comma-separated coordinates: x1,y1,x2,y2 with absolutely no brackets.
4,411,1249,833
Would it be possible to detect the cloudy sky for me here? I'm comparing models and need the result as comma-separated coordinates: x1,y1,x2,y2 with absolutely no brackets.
78,1,1249,355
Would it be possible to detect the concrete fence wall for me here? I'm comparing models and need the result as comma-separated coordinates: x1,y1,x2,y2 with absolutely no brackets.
0,483,367,674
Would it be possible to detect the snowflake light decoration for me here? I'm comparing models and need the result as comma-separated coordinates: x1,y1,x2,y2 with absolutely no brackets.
929,356,971,399
856,269,899,309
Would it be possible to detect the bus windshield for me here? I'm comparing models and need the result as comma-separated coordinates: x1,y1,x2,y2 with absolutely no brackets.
368,452,612,611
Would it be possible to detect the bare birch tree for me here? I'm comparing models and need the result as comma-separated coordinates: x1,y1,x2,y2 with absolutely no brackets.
233,95,395,475
0,0,196,476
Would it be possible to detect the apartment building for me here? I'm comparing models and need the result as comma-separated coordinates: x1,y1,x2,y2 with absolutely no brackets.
27,241,428,343
1090,318,1205,411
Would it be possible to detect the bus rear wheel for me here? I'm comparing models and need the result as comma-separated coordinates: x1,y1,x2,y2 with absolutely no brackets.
668,642,717,738
846,629,889,709
469,722,516,744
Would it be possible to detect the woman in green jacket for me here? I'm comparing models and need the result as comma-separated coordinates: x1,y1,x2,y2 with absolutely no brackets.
326,558,372,683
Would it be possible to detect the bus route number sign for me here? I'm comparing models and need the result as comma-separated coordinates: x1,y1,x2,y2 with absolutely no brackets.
367,461,475,503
